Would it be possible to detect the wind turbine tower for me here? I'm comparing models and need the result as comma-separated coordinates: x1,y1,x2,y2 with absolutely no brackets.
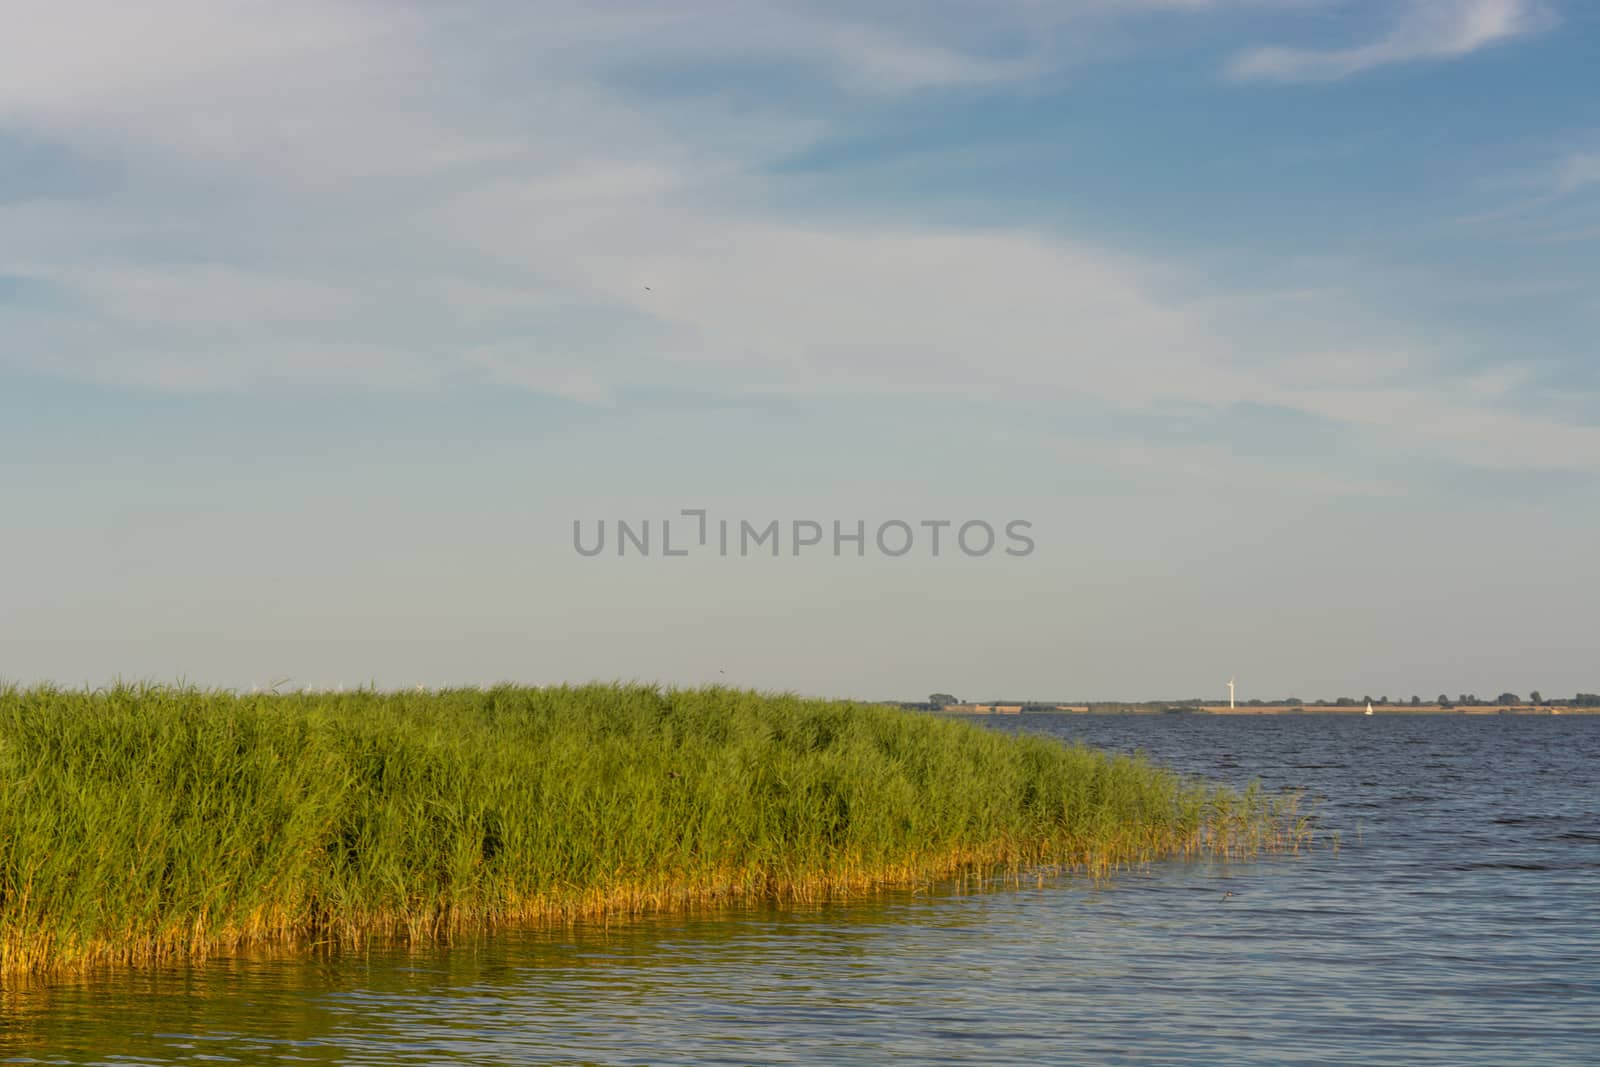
1228,677,1236,710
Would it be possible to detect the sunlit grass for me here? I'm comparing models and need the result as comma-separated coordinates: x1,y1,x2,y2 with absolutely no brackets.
0,682,1307,976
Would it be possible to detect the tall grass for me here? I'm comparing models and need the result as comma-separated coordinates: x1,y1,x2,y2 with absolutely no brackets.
0,683,1306,976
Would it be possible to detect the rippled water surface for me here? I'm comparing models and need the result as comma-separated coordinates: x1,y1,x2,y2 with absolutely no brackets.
4,714,1597,1065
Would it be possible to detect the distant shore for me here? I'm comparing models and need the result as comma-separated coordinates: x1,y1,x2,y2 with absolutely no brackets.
1016,704,1597,716
1191,704,1591,716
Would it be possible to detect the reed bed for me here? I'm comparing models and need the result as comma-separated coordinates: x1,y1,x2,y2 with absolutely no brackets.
0,683,1307,976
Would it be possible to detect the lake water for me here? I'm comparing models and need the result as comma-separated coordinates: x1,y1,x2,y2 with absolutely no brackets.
4,714,1597,1065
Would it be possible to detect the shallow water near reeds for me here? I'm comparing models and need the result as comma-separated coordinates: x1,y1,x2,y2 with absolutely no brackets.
4,714,1597,1065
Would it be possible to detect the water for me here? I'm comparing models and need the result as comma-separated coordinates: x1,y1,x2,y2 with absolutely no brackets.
4,714,1597,1065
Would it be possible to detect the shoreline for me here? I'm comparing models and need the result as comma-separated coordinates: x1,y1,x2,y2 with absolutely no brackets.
1031,705,1598,716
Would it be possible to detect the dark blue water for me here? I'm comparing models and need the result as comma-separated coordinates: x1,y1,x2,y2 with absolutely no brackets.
3,714,1596,1065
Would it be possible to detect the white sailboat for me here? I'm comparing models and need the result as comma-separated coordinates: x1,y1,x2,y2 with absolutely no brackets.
1365,701,1374,716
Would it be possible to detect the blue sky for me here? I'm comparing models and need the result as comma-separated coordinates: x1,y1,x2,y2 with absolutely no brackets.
2,0,1596,700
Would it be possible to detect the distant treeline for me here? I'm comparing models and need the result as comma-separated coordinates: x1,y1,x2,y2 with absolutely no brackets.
904,692,1600,711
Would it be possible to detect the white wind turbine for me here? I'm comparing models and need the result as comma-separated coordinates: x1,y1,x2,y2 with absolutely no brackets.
1227,676,1236,710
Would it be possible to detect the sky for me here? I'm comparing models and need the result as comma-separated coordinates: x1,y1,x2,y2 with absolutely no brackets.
1,0,1597,701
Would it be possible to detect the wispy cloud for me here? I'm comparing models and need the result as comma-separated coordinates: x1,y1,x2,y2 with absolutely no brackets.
1227,0,1554,83
1452,145,1600,242
1552,150,1600,196
0,0,1594,475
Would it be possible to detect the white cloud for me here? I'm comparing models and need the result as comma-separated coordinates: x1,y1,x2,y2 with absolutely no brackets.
0,0,1595,475
1451,146,1600,243
1256,381,1600,472
1553,151,1600,196
1228,0,1553,82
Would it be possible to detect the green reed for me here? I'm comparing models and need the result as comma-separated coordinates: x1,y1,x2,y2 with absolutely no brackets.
0,683,1307,975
